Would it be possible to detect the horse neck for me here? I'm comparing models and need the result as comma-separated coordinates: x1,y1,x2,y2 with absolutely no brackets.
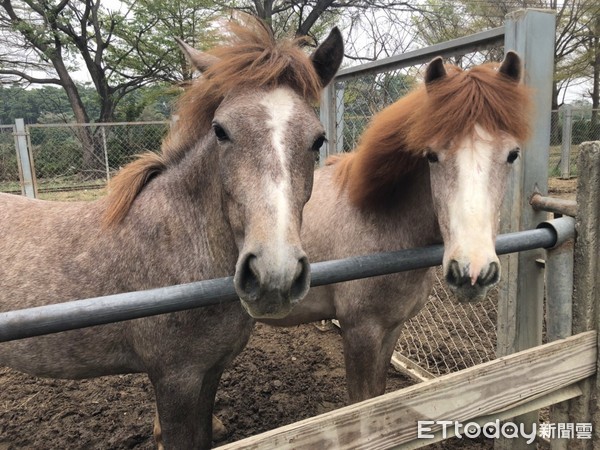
372,159,441,246
135,136,238,276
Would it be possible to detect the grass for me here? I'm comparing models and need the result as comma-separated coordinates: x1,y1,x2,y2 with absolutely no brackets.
38,187,106,202
0,175,108,202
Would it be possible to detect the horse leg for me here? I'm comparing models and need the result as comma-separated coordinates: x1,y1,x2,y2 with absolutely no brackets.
152,366,223,450
341,321,403,403
154,410,227,447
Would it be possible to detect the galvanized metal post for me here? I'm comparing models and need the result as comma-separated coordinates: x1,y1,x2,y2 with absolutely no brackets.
13,118,37,198
547,232,575,450
560,104,572,179
101,126,110,182
496,9,555,449
319,83,337,165
568,141,600,447
335,85,345,153
540,215,575,342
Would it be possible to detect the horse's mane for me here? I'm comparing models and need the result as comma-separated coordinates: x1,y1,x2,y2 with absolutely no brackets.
104,15,323,226
332,61,532,210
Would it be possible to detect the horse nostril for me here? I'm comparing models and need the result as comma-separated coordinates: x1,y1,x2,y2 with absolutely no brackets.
445,260,464,287
479,262,500,286
290,256,310,300
238,254,260,301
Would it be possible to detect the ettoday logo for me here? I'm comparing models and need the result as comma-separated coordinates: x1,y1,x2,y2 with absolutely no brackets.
417,420,593,443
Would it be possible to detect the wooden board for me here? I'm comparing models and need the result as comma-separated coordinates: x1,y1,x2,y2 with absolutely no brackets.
220,331,596,450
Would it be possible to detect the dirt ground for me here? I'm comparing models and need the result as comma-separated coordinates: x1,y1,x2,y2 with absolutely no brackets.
547,177,577,200
0,322,493,449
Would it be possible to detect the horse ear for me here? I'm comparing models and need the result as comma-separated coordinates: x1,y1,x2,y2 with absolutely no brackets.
310,27,344,88
499,51,522,82
175,37,220,73
425,57,446,86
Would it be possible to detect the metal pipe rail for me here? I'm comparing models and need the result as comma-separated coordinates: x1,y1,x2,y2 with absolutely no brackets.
0,218,573,343
334,27,504,82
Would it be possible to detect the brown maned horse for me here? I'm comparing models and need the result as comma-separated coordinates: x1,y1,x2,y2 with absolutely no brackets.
264,52,531,402
0,17,343,449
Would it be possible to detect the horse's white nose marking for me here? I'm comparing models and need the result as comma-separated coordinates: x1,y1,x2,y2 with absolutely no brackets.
449,126,496,277
260,88,296,264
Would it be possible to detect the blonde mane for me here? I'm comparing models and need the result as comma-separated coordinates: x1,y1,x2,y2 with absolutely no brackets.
104,15,324,226
332,61,532,209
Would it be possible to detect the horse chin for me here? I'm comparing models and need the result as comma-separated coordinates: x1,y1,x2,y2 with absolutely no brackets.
450,285,492,303
238,294,296,320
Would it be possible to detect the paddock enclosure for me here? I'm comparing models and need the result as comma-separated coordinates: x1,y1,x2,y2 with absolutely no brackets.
1,8,600,449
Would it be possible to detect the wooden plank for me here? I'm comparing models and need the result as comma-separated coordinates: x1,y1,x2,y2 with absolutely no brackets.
401,383,583,449
390,351,435,383
220,332,596,450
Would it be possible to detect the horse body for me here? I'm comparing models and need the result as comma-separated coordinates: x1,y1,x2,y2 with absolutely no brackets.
264,52,532,403
0,17,343,449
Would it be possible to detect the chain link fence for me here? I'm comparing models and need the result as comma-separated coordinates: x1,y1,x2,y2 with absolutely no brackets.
0,124,18,193
0,121,170,196
549,108,600,178
397,270,498,376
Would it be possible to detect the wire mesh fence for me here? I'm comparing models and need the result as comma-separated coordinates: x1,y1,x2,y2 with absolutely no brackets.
549,108,600,178
3,121,170,195
396,269,498,376
0,124,18,193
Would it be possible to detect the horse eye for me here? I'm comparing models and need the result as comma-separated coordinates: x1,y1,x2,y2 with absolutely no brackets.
312,135,326,152
212,123,229,142
426,152,439,163
507,149,520,164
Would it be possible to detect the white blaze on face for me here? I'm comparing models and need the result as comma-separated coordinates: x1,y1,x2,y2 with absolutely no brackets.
447,125,497,285
259,87,296,265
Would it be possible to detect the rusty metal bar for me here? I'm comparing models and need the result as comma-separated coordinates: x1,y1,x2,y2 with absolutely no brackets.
530,192,577,217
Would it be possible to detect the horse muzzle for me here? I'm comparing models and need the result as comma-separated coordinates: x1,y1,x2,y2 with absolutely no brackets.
234,249,310,319
444,258,500,303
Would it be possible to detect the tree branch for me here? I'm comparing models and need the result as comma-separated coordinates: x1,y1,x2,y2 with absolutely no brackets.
0,68,60,84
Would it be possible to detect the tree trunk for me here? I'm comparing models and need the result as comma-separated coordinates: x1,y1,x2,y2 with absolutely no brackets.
51,59,103,177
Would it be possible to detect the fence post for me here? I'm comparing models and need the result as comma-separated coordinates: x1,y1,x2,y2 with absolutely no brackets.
319,83,337,165
560,104,573,179
13,118,37,198
496,9,555,449
101,126,110,182
335,85,345,153
568,141,600,447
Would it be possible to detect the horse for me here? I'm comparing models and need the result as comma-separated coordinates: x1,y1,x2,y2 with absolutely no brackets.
0,17,343,449
263,52,532,403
